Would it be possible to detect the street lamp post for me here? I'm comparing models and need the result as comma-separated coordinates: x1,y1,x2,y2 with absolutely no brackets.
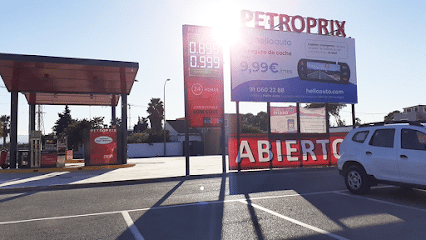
164,78,170,156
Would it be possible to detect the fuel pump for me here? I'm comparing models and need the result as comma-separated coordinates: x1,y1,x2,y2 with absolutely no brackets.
30,131,42,168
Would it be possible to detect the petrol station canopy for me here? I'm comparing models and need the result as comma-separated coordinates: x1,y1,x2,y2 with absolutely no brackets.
0,53,139,106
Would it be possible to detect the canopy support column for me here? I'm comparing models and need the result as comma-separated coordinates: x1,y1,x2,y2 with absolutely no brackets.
120,94,127,164
10,92,18,169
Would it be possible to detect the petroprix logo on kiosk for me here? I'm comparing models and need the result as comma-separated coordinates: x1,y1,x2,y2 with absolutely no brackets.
94,136,113,145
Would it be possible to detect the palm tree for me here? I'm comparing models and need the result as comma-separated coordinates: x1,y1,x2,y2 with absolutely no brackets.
0,115,10,147
147,98,164,132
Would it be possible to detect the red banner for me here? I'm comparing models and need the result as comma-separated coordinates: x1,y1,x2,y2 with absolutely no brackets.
41,153,57,167
89,129,117,165
228,133,347,170
183,25,224,127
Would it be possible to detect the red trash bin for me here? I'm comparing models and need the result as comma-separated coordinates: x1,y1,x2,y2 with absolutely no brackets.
1,150,9,169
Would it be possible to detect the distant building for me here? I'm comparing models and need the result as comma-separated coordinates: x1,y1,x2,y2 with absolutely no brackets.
165,120,204,156
393,105,426,121
165,120,202,142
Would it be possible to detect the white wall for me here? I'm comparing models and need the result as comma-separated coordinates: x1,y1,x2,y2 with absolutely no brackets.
127,142,183,158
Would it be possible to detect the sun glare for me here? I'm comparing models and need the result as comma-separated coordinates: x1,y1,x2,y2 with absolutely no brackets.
208,3,241,48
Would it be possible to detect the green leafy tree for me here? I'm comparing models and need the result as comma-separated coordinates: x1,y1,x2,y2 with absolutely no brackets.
241,124,263,133
147,98,164,132
110,117,121,128
145,129,169,143
355,117,362,126
65,119,91,150
133,116,148,133
240,112,268,133
384,110,401,122
90,116,106,129
0,115,10,147
127,132,149,143
53,105,73,136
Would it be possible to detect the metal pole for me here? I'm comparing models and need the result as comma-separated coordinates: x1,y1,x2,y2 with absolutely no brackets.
221,94,226,174
352,104,356,128
296,103,302,167
10,92,18,169
236,101,241,172
267,102,272,170
164,78,170,157
111,106,116,126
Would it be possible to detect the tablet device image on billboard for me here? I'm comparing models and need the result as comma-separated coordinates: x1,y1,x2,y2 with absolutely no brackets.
297,59,350,84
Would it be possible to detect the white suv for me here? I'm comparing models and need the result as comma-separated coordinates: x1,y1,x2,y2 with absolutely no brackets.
338,121,426,194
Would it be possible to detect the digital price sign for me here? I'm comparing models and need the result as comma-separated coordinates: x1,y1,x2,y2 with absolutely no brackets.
183,25,224,128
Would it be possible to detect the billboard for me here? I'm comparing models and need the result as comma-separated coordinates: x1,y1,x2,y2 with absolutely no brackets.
231,28,357,103
182,25,224,127
228,133,347,170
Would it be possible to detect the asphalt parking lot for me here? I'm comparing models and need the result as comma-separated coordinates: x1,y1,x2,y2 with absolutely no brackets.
1,167,426,239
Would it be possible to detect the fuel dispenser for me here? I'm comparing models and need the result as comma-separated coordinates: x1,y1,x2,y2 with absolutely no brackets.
42,136,58,167
56,137,67,167
30,131,42,168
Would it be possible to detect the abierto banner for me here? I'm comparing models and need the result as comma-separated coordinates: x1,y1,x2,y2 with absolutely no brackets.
228,133,347,170
231,28,357,103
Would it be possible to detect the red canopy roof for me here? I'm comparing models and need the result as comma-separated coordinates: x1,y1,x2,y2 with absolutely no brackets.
0,53,139,106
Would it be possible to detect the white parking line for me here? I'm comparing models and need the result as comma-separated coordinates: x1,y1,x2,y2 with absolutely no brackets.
0,172,69,187
0,190,341,226
335,191,426,213
238,199,349,240
121,211,145,240
0,210,127,225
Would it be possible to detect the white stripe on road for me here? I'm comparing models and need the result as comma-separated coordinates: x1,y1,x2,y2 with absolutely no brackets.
335,191,426,213
0,172,69,187
238,199,349,240
121,211,145,240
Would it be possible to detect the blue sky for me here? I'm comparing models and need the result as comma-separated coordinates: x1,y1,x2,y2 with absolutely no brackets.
0,0,425,135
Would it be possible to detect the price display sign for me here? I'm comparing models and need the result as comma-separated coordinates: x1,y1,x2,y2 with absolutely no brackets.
183,25,224,127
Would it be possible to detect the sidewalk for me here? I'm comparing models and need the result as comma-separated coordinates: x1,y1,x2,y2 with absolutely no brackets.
0,156,228,193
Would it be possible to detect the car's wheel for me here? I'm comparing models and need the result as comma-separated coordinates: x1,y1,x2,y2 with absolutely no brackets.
345,165,370,194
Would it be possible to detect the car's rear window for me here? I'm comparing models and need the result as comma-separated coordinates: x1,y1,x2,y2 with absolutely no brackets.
352,131,369,143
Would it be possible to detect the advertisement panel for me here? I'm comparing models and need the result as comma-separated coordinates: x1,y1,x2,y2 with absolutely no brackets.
89,129,117,165
182,25,224,127
270,106,297,133
270,106,327,133
300,107,326,133
230,28,357,103
228,133,347,170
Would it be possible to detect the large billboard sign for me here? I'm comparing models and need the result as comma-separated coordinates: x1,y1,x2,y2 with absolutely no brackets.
230,28,357,103
182,25,224,127
228,133,347,170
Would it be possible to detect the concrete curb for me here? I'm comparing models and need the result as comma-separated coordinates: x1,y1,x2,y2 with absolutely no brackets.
0,173,227,194
0,164,135,174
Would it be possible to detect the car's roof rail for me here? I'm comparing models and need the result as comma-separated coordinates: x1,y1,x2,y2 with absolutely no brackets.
359,120,426,128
